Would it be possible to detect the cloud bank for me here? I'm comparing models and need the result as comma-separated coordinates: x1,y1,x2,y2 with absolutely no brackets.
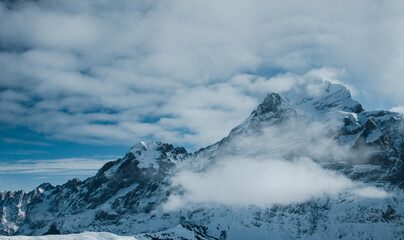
0,0,403,149
164,118,388,210
164,157,388,211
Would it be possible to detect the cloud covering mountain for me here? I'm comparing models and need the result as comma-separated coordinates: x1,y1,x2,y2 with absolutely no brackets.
1,0,404,150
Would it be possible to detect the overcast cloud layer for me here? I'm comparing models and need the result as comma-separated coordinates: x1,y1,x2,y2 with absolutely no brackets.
1,0,404,149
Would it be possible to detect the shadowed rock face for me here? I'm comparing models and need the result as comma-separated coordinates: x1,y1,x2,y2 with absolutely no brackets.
1,81,404,239
256,93,291,115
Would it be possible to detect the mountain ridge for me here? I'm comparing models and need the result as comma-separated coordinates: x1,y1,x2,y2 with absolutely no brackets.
1,80,404,239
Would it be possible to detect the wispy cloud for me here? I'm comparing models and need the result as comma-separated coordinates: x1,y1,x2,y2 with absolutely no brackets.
390,106,404,114
1,137,52,146
1,150,49,155
0,157,115,175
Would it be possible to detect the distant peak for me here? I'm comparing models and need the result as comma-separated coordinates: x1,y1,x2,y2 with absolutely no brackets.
109,141,189,170
228,93,296,136
128,141,188,157
284,80,350,101
228,80,365,137
310,80,351,97
129,141,159,153
283,80,363,113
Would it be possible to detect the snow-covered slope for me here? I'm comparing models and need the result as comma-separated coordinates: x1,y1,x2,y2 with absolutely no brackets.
1,80,404,239
1,142,188,236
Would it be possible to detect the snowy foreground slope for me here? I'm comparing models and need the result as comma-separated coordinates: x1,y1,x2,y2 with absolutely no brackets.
1,80,404,239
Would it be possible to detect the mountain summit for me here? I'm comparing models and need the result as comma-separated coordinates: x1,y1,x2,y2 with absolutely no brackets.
283,80,363,113
1,81,404,239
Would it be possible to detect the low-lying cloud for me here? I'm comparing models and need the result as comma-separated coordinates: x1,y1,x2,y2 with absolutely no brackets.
164,156,388,211
164,117,389,211
165,157,348,210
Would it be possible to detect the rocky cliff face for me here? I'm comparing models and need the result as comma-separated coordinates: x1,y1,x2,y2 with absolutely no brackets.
1,80,404,239
1,142,188,236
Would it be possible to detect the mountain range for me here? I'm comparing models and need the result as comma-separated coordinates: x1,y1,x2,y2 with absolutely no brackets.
1,80,403,239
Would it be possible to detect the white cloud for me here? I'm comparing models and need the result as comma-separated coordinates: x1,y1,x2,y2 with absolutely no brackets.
164,119,389,211
0,0,403,149
0,156,119,191
229,73,299,96
390,106,404,114
164,156,389,211
304,67,357,96
1,137,52,147
351,186,390,199
0,157,115,175
159,84,258,146
164,157,352,210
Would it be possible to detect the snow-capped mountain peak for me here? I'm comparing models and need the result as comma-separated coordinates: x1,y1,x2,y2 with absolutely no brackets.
101,141,188,179
229,93,298,136
127,141,188,169
230,81,363,138
1,80,404,239
283,80,363,114
255,92,292,115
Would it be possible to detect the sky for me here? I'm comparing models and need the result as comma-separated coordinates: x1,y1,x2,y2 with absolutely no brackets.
0,0,404,191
